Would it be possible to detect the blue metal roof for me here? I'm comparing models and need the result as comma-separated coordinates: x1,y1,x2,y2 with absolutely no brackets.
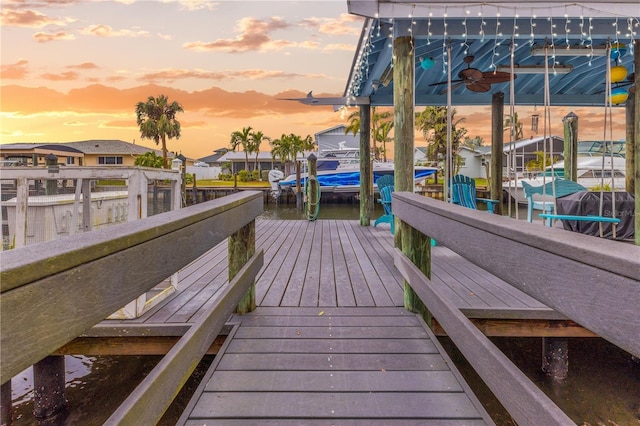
345,2,638,107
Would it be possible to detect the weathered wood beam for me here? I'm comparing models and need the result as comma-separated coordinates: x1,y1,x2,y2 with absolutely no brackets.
359,104,372,226
562,112,579,182
0,191,263,383
393,192,640,357
104,251,263,426
491,92,504,215
395,249,574,425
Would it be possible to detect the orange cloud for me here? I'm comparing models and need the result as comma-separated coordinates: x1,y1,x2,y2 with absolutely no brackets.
67,62,99,70
183,16,293,53
139,68,328,83
33,31,75,43
81,24,149,38
41,71,80,81
1,60,30,80
301,13,362,36
0,8,68,28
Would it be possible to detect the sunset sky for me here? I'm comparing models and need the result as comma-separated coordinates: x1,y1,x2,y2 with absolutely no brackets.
0,0,627,160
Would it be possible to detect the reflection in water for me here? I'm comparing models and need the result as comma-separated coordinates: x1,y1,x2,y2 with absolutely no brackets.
10,202,639,424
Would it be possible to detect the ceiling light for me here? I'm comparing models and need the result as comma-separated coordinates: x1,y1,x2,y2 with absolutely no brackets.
496,64,574,74
531,45,608,57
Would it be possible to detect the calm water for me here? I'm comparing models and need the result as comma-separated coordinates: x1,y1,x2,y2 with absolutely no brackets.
10,202,639,425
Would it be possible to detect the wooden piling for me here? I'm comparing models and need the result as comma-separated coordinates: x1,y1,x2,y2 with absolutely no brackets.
1,381,11,425
491,92,504,215
230,220,256,315
32,356,67,419
626,92,635,194
562,112,579,182
306,154,318,221
359,104,371,226
542,337,569,380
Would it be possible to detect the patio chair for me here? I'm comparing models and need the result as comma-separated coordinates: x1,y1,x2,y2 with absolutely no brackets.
522,179,587,226
449,174,499,213
374,175,394,234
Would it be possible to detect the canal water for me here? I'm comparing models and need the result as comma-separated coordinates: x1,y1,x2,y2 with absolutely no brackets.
9,202,639,425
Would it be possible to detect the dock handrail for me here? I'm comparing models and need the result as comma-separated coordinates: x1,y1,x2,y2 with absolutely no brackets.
392,192,639,424
0,191,264,384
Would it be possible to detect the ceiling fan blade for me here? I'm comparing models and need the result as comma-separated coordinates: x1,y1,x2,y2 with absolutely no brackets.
438,81,465,95
480,71,514,84
466,83,492,93
429,79,463,87
459,68,483,82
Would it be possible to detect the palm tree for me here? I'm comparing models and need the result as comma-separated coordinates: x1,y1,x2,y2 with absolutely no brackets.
504,112,524,140
415,106,468,181
271,133,314,176
525,150,560,173
249,130,270,172
135,95,183,169
462,136,485,150
229,126,253,171
344,107,392,161
375,120,394,162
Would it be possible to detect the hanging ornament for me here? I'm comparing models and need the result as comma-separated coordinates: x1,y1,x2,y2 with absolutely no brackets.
610,42,627,61
610,65,628,83
610,87,629,105
420,57,435,70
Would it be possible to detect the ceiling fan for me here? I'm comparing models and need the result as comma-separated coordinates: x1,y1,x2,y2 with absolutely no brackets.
429,55,515,93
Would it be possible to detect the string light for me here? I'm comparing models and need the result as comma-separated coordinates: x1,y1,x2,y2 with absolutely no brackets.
427,11,432,45
461,13,469,54
478,6,486,42
530,12,536,45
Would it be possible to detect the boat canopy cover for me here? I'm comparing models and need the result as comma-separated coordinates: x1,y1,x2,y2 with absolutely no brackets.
555,191,635,240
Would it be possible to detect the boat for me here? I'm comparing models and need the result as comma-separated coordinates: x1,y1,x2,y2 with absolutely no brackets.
503,155,626,204
274,147,438,196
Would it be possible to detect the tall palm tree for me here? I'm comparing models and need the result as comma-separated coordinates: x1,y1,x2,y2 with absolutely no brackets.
229,126,253,171
270,133,314,176
415,106,468,181
249,130,270,171
375,120,394,162
504,112,524,140
135,95,183,169
344,107,392,161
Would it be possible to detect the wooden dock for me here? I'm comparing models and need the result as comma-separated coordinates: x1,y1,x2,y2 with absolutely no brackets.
67,218,588,359
178,306,491,424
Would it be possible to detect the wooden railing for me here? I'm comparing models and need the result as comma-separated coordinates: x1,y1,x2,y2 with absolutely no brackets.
392,192,640,425
0,191,264,423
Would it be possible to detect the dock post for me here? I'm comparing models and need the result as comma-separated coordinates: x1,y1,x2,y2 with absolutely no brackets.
230,220,256,314
1,380,11,425
296,161,302,210
542,337,568,380
490,92,504,216
359,104,371,226
562,112,579,182
32,356,67,419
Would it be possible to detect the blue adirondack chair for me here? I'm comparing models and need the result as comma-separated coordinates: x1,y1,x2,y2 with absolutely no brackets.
374,175,394,234
449,174,499,213
521,179,587,226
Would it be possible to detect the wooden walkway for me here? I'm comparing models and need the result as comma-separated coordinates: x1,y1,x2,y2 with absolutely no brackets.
62,219,590,357
178,306,491,425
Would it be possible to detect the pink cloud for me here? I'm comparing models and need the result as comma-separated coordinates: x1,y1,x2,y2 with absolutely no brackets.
33,31,75,43
1,60,30,80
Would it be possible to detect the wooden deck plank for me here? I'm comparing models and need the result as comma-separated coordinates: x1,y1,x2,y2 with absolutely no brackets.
204,370,463,392
258,221,308,306
189,392,483,419
184,420,489,426
349,222,405,304
330,220,364,306
281,221,316,306
314,220,338,306
225,338,439,353
326,220,352,306
180,307,491,424
337,222,393,306
299,220,324,306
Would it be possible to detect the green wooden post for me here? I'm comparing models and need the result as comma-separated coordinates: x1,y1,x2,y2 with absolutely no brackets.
562,112,579,182
230,220,256,314
393,35,415,249
491,92,504,216
360,104,371,226
402,223,431,324
626,93,635,194
634,39,640,246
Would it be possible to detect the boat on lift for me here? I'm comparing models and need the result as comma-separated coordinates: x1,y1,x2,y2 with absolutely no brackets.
276,146,438,195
